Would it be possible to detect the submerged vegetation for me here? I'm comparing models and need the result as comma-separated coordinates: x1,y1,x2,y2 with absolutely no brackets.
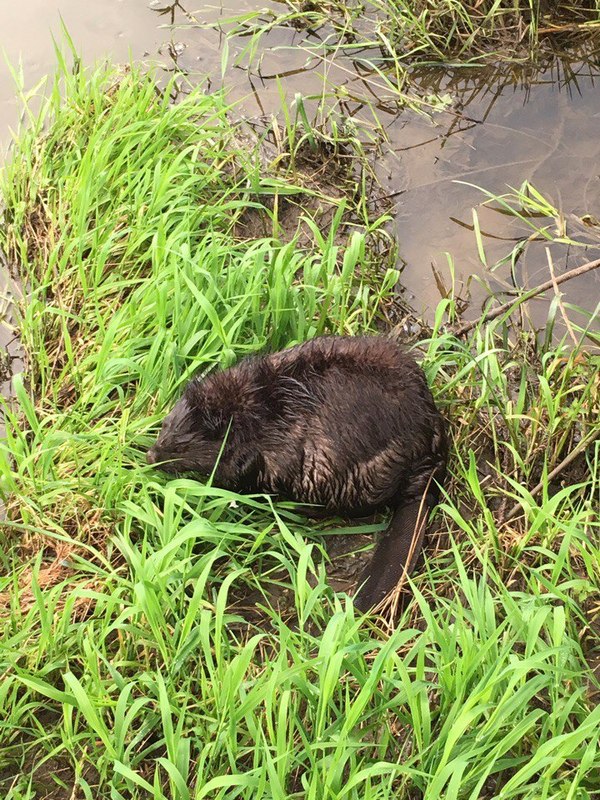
238,0,600,63
194,0,600,129
0,34,599,800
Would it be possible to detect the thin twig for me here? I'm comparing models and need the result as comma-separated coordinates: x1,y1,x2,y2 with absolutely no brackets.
455,256,600,336
504,428,600,522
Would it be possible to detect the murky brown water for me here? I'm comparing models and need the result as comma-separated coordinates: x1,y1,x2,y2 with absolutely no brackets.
389,63,600,327
1,0,599,374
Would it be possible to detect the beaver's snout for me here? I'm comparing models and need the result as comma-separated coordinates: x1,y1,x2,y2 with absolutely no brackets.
146,447,159,465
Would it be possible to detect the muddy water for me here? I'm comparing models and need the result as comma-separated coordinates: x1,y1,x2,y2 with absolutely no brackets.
1,0,599,367
389,63,600,327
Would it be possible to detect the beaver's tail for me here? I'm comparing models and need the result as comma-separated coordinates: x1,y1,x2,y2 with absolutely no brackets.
353,406,448,614
352,500,430,613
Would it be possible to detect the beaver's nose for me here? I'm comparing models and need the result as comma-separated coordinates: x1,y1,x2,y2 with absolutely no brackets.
147,448,158,465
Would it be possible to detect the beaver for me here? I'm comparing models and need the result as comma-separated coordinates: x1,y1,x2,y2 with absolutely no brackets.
147,336,448,611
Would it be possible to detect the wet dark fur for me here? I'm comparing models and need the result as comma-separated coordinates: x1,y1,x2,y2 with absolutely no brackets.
147,336,448,611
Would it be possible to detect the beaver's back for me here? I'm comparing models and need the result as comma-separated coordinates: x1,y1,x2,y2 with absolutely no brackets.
244,336,447,514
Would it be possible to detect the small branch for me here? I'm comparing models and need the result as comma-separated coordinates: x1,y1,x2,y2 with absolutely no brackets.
504,429,600,522
455,257,600,336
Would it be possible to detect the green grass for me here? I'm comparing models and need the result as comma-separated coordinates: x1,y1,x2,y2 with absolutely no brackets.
0,55,599,799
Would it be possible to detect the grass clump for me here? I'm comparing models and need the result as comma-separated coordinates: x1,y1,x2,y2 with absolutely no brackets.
0,55,599,799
